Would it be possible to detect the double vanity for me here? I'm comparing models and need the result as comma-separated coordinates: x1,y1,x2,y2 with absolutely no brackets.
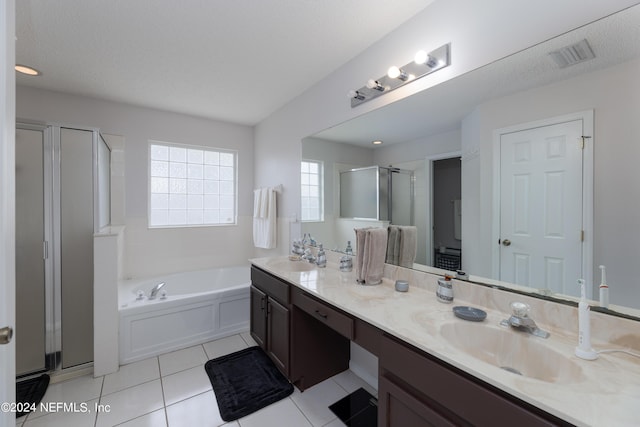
249,254,640,427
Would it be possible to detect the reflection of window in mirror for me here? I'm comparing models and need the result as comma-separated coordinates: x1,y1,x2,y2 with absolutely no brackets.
301,160,324,222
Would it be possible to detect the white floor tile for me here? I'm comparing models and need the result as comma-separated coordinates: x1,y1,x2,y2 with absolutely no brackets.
290,379,348,427
331,370,378,397
117,409,167,427
22,398,98,427
237,398,312,427
26,375,104,420
166,391,225,427
159,345,208,376
322,419,347,427
202,335,248,360
162,366,212,406
96,379,164,427
102,357,160,396
239,332,258,347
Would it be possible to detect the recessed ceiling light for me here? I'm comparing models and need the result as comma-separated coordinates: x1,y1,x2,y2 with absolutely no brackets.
372,140,383,145
15,64,42,76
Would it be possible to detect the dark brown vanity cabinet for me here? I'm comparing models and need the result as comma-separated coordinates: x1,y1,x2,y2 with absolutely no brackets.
378,334,570,427
250,267,290,377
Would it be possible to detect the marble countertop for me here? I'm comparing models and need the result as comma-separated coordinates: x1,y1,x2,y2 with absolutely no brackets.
250,256,640,427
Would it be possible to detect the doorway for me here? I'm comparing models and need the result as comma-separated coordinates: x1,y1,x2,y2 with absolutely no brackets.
426,152,462,269
493,111,593,297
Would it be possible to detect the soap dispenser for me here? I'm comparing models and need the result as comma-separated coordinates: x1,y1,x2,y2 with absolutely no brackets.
316,244,327,268
575,279,598,360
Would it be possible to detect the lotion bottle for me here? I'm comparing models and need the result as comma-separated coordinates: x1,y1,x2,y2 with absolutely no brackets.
598,265,609,309
575,279,598,360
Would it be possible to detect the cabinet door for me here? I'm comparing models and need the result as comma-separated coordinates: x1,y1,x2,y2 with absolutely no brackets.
250,285,267,349
378,375,457,427
267,297,290,376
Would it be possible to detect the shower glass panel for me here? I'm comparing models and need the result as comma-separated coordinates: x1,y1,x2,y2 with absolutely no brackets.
390,170,414,226
340,166,382,220
59,128,95,369
15,127,47,376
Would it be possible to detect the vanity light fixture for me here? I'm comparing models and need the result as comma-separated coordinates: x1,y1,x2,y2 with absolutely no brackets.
372,140,383,145
15,64,42,76
350,43,450,108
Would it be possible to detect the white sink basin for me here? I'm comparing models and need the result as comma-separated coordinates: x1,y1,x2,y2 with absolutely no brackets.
440,321,584,383
266,259,317,272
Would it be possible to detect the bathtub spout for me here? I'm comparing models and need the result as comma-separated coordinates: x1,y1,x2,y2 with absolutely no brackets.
149,282,165,299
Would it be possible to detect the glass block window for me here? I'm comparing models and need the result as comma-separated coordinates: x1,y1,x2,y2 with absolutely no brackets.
149,141,236,227
301,160,323,222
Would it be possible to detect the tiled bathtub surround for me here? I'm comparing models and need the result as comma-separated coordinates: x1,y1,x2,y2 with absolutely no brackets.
253,255,640,427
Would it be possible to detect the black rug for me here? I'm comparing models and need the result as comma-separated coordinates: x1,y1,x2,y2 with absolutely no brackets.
204,346,293,422
16,374,50,418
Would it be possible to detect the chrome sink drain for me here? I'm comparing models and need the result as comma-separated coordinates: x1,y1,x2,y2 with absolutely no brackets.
500,366,523,376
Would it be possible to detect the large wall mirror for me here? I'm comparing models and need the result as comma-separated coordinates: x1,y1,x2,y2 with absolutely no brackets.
301,5,640,316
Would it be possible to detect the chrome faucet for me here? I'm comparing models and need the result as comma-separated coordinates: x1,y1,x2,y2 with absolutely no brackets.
301,248,316,263
500,302,549,338
149,282,165,299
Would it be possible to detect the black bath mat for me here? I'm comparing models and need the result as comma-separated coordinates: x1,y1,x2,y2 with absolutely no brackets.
16,374,50,418
204,346,293,422
329,387,378,427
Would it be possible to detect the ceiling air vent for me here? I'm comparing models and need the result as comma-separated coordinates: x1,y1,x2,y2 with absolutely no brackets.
548,39,595,68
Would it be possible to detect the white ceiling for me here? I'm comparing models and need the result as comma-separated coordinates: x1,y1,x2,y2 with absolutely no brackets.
15,0,435,126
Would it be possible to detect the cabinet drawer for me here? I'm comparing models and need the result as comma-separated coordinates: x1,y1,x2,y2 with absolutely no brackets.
291,289,353,340
251,266,289,305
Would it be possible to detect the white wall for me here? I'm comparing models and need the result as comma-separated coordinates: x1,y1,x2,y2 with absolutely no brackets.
461,58,640,305
253,0,636,258
17,86,255,278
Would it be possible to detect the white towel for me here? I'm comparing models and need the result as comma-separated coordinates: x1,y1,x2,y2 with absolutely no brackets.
355,227,388,285
253,188,277,248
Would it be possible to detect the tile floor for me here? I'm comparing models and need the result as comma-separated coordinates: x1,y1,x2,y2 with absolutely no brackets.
15,332,377,427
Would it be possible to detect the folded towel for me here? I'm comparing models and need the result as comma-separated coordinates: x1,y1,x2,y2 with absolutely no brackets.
253,187,277,248
355,227,388,285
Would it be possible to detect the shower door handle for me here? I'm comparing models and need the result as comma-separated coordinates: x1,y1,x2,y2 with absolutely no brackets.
0,326,12,344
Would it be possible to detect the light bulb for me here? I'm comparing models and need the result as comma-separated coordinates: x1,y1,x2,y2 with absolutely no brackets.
387,66,401,79
414,50,428,65
366,79,384,91
387,66,408,81
347,89,365,100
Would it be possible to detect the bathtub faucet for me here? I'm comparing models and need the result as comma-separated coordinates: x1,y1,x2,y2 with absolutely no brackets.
149,282,166,299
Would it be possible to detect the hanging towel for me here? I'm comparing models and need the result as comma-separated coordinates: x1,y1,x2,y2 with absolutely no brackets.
253,188,277,249
453,199,462,241
386,225,417,268
386,226,400,265
397,225,417,268
355,227,388,285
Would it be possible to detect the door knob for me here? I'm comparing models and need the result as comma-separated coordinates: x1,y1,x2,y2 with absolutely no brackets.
0,326,13,345
502,239,511,247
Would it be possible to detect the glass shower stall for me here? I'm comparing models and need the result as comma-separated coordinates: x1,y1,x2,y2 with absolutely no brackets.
15,122,110,377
